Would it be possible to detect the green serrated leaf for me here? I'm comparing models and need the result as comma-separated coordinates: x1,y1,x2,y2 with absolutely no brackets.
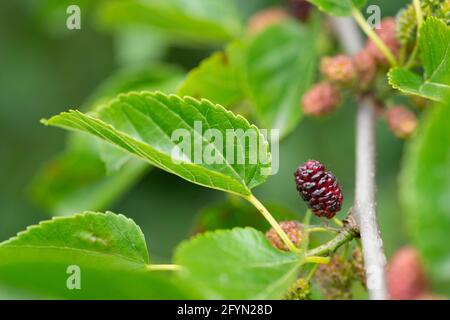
308,0,366,16
400,99,450,295
98,0,242,44
32,66,183,215
244,20,319,138
177,42,245,108
388,18,450,101
2,211,148,263
0,212,186,299
175,227,302,299
43,92,271,196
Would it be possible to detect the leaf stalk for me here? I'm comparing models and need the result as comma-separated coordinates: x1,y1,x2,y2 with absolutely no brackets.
246,194,299,252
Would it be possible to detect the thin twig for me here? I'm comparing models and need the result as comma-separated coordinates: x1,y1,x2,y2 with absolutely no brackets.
330,17,388,300
306,229,357,257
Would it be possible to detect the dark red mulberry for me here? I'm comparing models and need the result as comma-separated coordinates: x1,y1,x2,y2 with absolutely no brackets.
294,160,343,219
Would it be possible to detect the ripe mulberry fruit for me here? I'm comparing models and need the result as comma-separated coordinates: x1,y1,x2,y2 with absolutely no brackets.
387,246,428,300
294,160,343,219
385,106,417,139
366,17,400,64
320,55,357,85
302,82,341,116
247,7,288,34
265,220,302,251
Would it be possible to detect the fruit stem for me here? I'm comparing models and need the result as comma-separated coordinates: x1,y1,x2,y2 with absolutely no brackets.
332,217,344,227
246,194,299,252
307,226,339,234
304,256,330,264
413,0,423,28
306,228,357,257
146,264,182,271
306,264,319,281
351,8,398,67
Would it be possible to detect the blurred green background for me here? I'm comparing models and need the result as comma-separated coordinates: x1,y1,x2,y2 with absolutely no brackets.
0,0,412,296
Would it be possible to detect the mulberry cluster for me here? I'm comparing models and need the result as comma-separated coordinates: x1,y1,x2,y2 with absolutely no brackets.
301,17,402,116
294,160,343,219
396,4,417,45
265,220,302,251
315,254,354,300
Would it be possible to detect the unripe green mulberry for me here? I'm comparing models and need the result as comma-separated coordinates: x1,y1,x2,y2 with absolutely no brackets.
285,278,311,300
396,4,417,45
437,0,450,25
352,248,366,288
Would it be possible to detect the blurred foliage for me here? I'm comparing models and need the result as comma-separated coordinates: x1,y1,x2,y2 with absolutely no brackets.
400,99,450,296
2,0,448,299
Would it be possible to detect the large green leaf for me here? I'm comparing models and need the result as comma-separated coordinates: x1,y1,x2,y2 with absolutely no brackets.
244,20,319,139
400,100,450,295
388,18,450,102
175,228,302,299
98,0,242,44
307,0,366,16
177,42,245,108
43,92,271,196
0,212,186,299
32,66,183,215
